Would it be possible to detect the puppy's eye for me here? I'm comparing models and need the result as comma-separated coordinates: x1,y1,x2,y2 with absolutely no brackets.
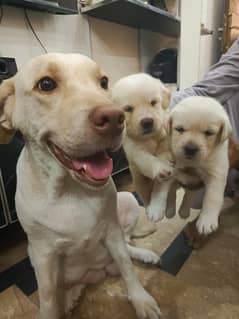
175,126,185,133
205,130,214,137
150,99,157,106
38,77,57,92
124,105,134,112
100,76,108,90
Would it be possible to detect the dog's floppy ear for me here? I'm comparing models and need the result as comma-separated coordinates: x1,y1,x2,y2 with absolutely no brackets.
166,114,173,136
217,116,232,144
0,78,16,144
161,86,171,109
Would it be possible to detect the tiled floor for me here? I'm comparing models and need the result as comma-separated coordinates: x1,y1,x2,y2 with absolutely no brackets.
0,171,239,319
71,201,239,319
0,286,38,319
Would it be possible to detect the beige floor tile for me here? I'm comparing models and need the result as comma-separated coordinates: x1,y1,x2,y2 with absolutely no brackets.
0,286,38,319
220,200,239,238
29,291,39,307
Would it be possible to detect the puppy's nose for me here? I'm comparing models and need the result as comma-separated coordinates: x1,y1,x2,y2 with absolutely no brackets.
141,117,154,131
89,106,125,136
184,143,199,158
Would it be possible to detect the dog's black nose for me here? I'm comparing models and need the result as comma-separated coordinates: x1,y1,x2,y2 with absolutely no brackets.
184,143,199,158
141,117,154,131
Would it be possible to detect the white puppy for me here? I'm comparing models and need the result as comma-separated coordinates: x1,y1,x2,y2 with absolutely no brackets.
168,96,232,235
111,73,173,222
0,54,161,319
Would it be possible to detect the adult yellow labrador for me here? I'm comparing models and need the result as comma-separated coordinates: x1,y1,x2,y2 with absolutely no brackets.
0,53,161,319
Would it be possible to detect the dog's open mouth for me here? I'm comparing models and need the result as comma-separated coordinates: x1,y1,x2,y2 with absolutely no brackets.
48,142,113,186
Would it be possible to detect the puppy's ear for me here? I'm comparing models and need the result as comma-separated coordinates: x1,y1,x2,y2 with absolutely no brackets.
217,116,232,144
0,78,16,144
166,115,173,136
161,86,171,109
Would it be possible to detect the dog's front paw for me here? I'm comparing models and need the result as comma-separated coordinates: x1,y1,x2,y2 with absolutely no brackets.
155,163,174,182
146,203,165,223
178,206,191,219
165,204,176,218
130,289,161,319
196,213,219,235
139,248,161,265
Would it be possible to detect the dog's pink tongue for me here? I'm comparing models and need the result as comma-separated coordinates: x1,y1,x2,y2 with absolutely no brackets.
72,152,113,180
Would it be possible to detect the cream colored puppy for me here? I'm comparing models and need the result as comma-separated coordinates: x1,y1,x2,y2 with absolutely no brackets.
168,96,232,234
111,73,173,222
0,54,161,319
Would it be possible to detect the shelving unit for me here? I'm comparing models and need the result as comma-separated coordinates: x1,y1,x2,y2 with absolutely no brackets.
81,0,180,38
2,0,79,14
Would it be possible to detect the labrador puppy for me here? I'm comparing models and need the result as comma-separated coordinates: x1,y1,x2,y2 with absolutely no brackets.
111,73,173,223
168,96,232,234
0,54,161,319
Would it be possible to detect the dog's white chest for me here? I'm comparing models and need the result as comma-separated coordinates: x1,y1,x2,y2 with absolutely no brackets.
16,183,115,284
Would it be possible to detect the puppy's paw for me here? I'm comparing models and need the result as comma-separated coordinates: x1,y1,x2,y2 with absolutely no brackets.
165,205,176,218
196,214,219,235
138,248,161,265
130,289,161,319
183,220,210,249
178,207,191,219
156,163,174,182
146,204,165,223
128,245,160,265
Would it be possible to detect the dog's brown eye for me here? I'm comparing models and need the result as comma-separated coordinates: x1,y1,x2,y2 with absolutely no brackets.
175,126,185,133
151,99,157,106
38,77,57,92
205,130,214,137
100,76,108,90
124,105,134,112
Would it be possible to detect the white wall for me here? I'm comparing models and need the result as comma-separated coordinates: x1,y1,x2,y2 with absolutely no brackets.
0,5,177,84
140,30,178,71
198,0,225,80
178,0,202,89
0,6,91,65
178,0,225,89
89,17,140,83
